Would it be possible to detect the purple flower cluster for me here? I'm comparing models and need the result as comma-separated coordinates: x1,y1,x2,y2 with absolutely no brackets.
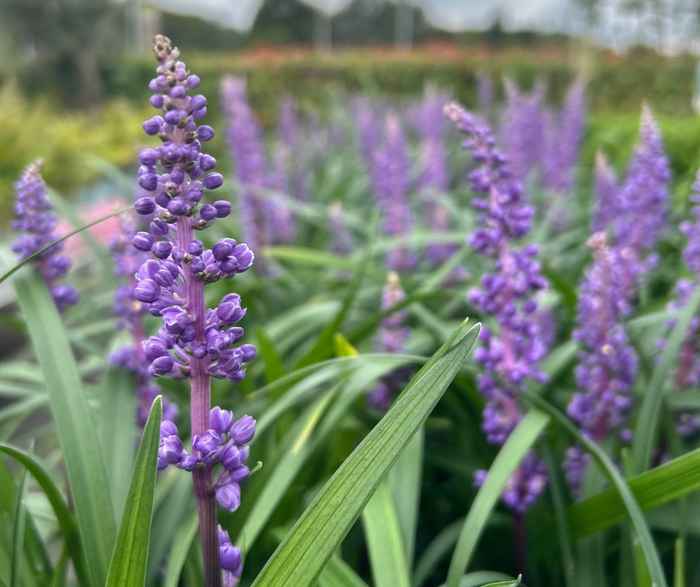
415,88,457,266
662,170,700,435
368,272,412,411
502,78,546,183
477,72,494,113
543,78,586,194
328,201,354,256
355,96,379,168
564,233,637,495
11,161,79,311
372,115,417,271
219,526,243,587
445,101,549,512
590,152,619,233
159,408,255,511
475,452,547,514
614,105,670,295
110,214,178,426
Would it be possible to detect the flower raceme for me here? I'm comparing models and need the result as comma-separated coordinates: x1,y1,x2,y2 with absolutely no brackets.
11,160,79,311
159,407,255,511
135,35,256,586
445,101,549,513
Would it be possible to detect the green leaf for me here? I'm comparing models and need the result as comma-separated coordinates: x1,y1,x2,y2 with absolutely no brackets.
674,537,685,587
442,571,519,587
568,444,700,538
250,320,481,587
0,445,89,587
413,518,464,587
632,286,700,473
318,555,369,587
163,512,199,587
0,206,132,286
480,577,522,587
388,426,423,570
445,410,550,587
98,368,137,522
523,392,667,587
256,327,285,385
10,453,29,587
362,482,411,587
11,266,116,587
105,396,162,587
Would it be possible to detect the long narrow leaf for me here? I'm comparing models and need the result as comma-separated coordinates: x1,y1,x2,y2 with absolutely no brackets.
318,555,369,587
0,445,89,587
445,410,550,587
12,267,116,587
524,392,667,587
163,512,199,587
250,320,481,587
105,396,162,587
632,286,700,473
362,482,411,587
10,458,29,587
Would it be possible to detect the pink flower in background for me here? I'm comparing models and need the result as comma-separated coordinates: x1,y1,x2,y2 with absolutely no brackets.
57,198,127,261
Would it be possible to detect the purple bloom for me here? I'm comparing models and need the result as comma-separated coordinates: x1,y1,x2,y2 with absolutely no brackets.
614,104,670,298
543,77,586,194
368,272,412,411
501,77,547,183
661,168,700,435
591,152,619,233
139,35,256,580
265,144,296,244
415,88,457,266
221,77,268,253
476,452,548,514
11,161,79,311
445,101,549,512
477,72,494,113
355,96,379,168
372,115,417,271
564,233,637,497
219,526,243,586
328,202,353,256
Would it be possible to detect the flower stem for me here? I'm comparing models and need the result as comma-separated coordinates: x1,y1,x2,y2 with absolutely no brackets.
180,216,221,587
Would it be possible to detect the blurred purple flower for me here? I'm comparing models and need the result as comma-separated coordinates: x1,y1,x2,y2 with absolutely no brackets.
590,152,619,233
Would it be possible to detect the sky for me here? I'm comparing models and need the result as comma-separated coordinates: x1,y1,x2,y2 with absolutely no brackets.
145,0,700,53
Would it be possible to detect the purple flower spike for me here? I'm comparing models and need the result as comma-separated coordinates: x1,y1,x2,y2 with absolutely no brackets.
218,526,244,587
372,115,417,271
446,101,550,513
11,160,79,311
138,35,256,582
591,152,619,233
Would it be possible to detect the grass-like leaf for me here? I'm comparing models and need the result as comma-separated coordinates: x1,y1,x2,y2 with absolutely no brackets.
362,481,411,587
105,396,162,587
632,286,700,474
568,444,700,537
163,512,199,587
0,206,132,286
250,320,481,587
523,392,667,587
12,267,116,587
10,454,29,587
445,409,550,587
318,555,369,587
0,444,89,587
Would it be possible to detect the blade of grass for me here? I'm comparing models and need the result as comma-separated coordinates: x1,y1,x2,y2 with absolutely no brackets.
163,512,199,587
567,444,700,537
523,391,667,587
318,555,369,587
98,368,137,522
388,426,423,570
250,320,481,587
10,455,29,587
11,266,116,587
413,518,464,587
632,286,700,474
0,445,89,587
445,410,550,587
362,481,411,587
105,396,162,587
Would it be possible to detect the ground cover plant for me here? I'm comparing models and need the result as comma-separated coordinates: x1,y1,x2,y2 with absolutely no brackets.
2,34,700,587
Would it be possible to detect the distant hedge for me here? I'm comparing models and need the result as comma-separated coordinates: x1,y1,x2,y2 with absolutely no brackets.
99,46,698,125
